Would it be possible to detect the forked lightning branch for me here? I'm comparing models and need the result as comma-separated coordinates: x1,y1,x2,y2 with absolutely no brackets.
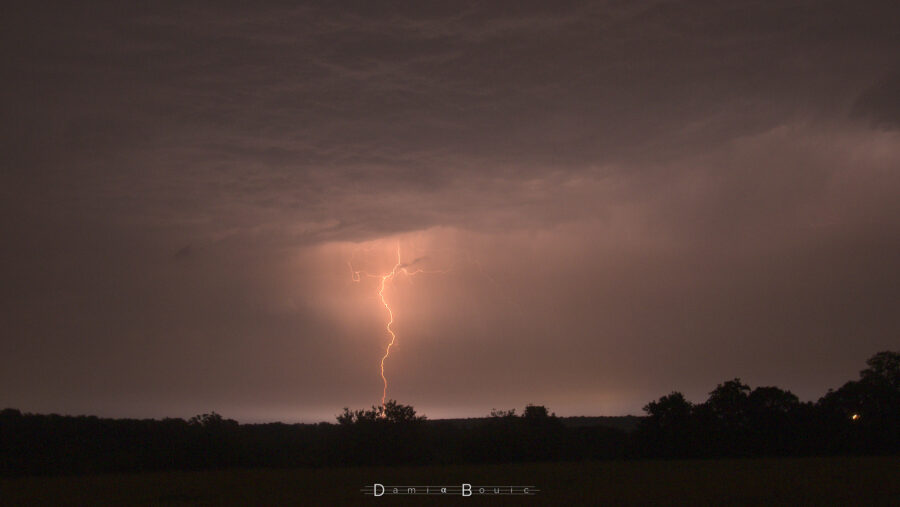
348,243,445,414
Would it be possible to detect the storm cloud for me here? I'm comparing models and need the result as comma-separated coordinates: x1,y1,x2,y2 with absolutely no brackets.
1,0,898,421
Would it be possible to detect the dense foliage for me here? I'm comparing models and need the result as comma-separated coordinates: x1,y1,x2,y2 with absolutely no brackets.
1,352,897,476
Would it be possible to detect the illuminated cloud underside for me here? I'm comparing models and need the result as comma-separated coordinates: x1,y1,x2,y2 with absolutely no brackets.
1,1,899,421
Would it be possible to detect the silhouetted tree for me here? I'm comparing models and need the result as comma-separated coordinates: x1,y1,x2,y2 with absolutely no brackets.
644,391,693,424
748,387,800,414
639,392,695,457
489,408,517,418
188,412,237,429
336,407,378,425
336,400,424,425
522,404,555,420
706,378,751,421
818,351,900,453
860,351,900,390
381,400,426,423
746,386,802,454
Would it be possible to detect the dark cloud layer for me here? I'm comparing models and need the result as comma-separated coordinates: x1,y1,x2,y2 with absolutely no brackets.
1,1,898,421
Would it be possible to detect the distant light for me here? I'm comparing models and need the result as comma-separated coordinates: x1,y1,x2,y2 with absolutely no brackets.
851,413,860,421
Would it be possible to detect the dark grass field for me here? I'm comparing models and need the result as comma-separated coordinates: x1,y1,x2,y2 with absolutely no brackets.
2,456,898,506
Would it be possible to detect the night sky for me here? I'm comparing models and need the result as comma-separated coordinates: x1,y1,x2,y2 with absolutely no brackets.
2,1,899,422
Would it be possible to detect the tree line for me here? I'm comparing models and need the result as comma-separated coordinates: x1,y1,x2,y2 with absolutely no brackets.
636,351,899,458
0,351,896,476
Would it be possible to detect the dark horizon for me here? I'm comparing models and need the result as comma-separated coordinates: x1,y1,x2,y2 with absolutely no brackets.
0,361,884,424
2,1,899,424
3,349,897,477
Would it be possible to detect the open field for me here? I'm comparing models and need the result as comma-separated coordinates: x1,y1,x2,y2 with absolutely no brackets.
2,456,898,506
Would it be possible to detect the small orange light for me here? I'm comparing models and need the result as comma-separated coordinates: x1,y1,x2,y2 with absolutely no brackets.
850,413,860,421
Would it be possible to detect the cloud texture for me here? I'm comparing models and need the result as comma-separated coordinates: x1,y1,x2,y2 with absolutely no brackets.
1,0,898,420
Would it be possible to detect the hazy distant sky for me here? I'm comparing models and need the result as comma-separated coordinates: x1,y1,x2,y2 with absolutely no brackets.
2,1,898,422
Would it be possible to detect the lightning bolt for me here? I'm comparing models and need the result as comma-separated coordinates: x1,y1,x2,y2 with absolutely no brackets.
349,242,445,415
376,248,401,410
